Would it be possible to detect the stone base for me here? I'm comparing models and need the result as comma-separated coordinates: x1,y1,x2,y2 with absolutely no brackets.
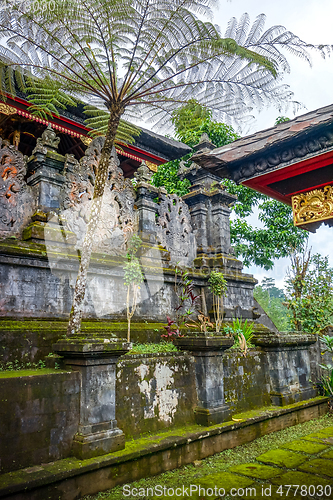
271,387,317,407
72,427,125,459
194,405,231,426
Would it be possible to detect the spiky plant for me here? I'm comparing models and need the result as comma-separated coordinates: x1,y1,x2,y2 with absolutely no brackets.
0,2,330,335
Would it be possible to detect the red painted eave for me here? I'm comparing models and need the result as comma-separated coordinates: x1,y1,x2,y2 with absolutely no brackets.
5,94,166,164
242,150,333,206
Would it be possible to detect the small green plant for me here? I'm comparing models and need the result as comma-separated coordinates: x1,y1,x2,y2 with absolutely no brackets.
208,271,227,333
124,235,144,342
127,341,178,355
0,359,48,371
162,266,200,340
224,318,254,356
319,334,333,398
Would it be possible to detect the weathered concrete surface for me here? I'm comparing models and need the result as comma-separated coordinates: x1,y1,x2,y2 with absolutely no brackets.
0,370,80,473
117,353,197,436
0,239,258,323
0,398,328,500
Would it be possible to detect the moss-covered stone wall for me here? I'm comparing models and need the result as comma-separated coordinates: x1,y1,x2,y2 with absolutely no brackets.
0,350,272,474
223,350,271,411
116,353,198,436
0,370,80,473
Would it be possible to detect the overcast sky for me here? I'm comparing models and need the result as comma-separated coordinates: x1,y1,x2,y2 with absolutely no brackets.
211,0,333,289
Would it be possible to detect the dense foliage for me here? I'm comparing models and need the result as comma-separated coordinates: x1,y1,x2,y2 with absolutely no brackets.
153,102,308,268
285,251,333,334
254,278,289,332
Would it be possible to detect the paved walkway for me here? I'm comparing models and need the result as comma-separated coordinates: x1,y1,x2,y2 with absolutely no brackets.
153,426,333,500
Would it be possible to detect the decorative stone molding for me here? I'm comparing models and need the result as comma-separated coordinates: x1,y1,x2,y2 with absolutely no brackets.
0,138,34,236
292,185,333,227
157,193,197,267
235,131,333,183
60,138,137,254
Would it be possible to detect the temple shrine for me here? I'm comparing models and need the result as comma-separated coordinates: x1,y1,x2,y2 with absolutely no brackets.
194,104,333,232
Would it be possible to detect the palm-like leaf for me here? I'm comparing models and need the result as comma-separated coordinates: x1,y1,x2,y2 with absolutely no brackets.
0,1,329,335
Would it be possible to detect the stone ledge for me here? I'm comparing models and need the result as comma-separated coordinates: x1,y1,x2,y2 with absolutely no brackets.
0,397,329,499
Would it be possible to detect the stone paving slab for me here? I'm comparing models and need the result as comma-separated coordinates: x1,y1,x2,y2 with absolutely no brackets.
228,463,282,480
322,450,333,459
256,449,308,468
271,470,332,487
281,439,329,454
298,458,333,478
180,425,333,500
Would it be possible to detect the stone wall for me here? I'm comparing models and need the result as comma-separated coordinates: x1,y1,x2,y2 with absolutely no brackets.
0,370,80,473
0,350,273,473
0,127,262,325
116,353,198,436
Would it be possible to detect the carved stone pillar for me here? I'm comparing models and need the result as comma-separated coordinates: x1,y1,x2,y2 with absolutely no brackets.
253,334,318,406
53,336,130,459
175,336,234,426
134,163,164,243
210,191,234,255
180,134,237,257
26,124,65,212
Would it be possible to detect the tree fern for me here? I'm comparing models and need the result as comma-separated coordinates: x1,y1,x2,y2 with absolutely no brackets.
0,1,329,335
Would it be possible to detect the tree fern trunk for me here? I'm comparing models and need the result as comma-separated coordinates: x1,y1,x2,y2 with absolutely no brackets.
67,105,123,336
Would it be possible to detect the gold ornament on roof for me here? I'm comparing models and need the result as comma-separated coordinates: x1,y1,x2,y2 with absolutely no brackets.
80,135,92,146
0,103,17,116
292,185,333,226
145,160,158,172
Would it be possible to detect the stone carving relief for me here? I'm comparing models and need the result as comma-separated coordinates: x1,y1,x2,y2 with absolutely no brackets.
157,193,196,267
60,138,137,254
0,138,34,237
134,161,153,183
32,123,61,155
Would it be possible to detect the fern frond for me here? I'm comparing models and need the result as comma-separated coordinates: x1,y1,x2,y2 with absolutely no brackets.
83,104,140,144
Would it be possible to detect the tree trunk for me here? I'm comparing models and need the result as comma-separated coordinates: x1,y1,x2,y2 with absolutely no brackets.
67,105,123,336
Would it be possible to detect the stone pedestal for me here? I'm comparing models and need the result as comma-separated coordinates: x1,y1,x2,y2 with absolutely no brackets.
174,336,234,426
53,335,130,459
253,334,318,406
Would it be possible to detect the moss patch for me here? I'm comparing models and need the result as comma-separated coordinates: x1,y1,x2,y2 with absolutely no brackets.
271,470,332,488
198,471,254,493
281,439,328,454
298,458,333,477
256,449,307,468
228,463,282,479
321,449,333,459
0,368,63,378
301,427,333,442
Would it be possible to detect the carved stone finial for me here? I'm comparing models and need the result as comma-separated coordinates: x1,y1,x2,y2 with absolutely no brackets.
134,161,153,183
33,124,60,155
193,133,216,153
